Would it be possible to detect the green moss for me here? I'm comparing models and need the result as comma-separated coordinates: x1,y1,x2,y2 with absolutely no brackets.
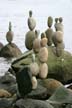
11,47,72,84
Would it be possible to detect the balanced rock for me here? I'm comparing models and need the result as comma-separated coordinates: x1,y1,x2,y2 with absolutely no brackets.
31,76,38,89
40,33,48,47
39,63,48,79
47,16,53,28
0,43,22,58
28,10,36,31
52,31,63,47
54,18,58,31
33,30,41,53
45,28,54,46
38,47,48,63
25,31,36,50
6,22,14,44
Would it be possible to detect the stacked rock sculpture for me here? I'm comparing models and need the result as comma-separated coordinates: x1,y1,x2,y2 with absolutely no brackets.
52,31,65,57
53,17,65,57
33,30,41,53
45,16,54,46
38,36,48,79
25,10,36,50
29,53,39,89
6,22,14,44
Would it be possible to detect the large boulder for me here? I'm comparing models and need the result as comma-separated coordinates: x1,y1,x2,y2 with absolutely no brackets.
14,99,54,108
0,43,22,58
47,86,72,108
11,46,72,84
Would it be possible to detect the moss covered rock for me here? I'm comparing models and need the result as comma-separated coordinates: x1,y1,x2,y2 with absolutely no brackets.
11,47,72,84
0,43,22,58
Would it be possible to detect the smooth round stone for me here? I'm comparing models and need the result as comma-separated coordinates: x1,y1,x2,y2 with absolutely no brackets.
6,31,14,43
39,63,48,79
29,62,39,76
40,37,48,47
38,47,48,63
55,31,63,43
25,31,36,50
31,76,38,89
47,16,53,28
33,38,41,53
28,17,36,31
45,28,54,46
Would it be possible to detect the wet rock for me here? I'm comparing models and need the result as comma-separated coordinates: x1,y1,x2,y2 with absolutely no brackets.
14,99,54,108
16,66,32,97
27,83,48,100
0,89,11,98
0,98,14,108
0,43,22,58
0,72,17,95
0,72,16,84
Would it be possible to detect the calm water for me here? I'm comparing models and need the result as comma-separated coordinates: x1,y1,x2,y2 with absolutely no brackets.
0,0,72,76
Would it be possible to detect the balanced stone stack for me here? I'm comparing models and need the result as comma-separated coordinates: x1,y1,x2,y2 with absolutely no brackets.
52,17,65,57
45,16,54,46
25,10,37,50
6,22,14,44
0,22,22,58
39,33,48,79
29,53,39,89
